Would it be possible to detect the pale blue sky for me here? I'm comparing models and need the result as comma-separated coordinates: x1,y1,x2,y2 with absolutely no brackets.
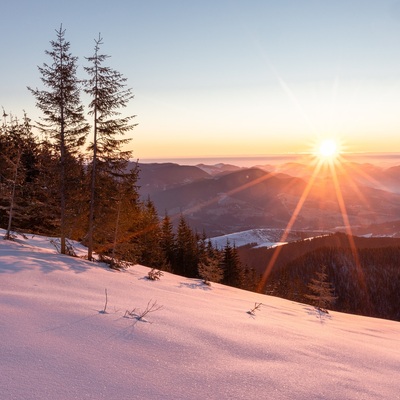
1,0,400,159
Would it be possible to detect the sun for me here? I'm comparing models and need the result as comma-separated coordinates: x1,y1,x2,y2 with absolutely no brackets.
318,138,340,161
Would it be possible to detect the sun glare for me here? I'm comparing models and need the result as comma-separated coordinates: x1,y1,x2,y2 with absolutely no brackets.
318,139,339,160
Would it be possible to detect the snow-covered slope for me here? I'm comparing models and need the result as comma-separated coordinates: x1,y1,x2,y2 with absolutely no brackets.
1,231,399,400
210,228,297,248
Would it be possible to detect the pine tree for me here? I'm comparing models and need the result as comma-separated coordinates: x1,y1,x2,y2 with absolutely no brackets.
306,265,337,313
0,112,42,238
28,25,89,254
132,198,166,269
92,166,139,262
160,213,176,270
221,241,244,288
0,115,24,239
109,169,139,265
175,215,199,277
242,266,261,292
0,110,61,236
84,34,137,260
198,254,223,286
30,136,60,234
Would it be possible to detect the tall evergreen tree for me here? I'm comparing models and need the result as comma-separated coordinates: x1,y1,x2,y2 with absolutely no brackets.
0,110,62,236
160,213,176,270
90,166,139,262
0,114,25,239
0,112,46,237
221,241,244,288
198,252,223,286
30,136,60,234
28,26,89,254
84,34,137,260
133,198,166,268
175,215,199,277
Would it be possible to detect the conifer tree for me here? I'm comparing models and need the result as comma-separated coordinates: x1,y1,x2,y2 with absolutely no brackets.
221,241,244,288
160,213,176,270
306,265,337,313
0,111,61,235
84,34,137,260
30,135,60,234
133,198,166,268
108,169,139,265
93,166,139,262
0,112,43,237
198,254,223,286
175,215,199,277
0,115,24,239
28,26,89,254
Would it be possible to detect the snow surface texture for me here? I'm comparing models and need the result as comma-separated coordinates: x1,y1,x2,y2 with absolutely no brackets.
1,230,400,400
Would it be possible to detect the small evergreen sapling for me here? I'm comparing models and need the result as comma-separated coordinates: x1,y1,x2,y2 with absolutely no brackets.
306,265,337,314
147,268,163,281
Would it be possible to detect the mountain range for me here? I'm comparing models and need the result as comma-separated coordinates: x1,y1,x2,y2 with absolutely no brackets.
135,160,400,237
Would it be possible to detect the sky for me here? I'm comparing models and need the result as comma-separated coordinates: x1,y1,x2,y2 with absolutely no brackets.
1,0,400,161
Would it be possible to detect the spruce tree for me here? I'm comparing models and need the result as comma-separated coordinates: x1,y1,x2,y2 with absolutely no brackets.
92,166,139,263
134,198,166,269
0,111,62,236
160,213,176,270
0,112,43,237
221,241,244,288
0,115,24,239
31,135,60,234
28,26,89,254
108,169,140,266
198,255,223,286
306,265,337,313
175,215,199,277
84,34,137,260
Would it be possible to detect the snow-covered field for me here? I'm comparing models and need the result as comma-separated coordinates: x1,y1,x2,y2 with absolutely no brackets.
1,231,399,400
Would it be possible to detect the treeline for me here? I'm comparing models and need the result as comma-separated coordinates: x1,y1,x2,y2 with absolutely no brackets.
238,232,400,275
0,26,259,292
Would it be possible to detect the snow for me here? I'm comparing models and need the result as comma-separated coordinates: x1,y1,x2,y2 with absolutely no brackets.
1,230,400,400
210,228,289,248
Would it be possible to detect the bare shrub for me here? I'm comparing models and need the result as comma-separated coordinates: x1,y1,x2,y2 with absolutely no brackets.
247,302,263,316
124,300,164,323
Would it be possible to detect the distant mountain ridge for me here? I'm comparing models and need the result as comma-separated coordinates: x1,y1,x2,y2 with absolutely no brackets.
134,160,400,237
134,162,210,197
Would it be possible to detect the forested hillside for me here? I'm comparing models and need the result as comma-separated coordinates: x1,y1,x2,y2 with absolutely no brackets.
238,233,400,321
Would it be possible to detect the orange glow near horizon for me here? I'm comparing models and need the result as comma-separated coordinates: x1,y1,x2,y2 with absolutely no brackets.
256,138,369,295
